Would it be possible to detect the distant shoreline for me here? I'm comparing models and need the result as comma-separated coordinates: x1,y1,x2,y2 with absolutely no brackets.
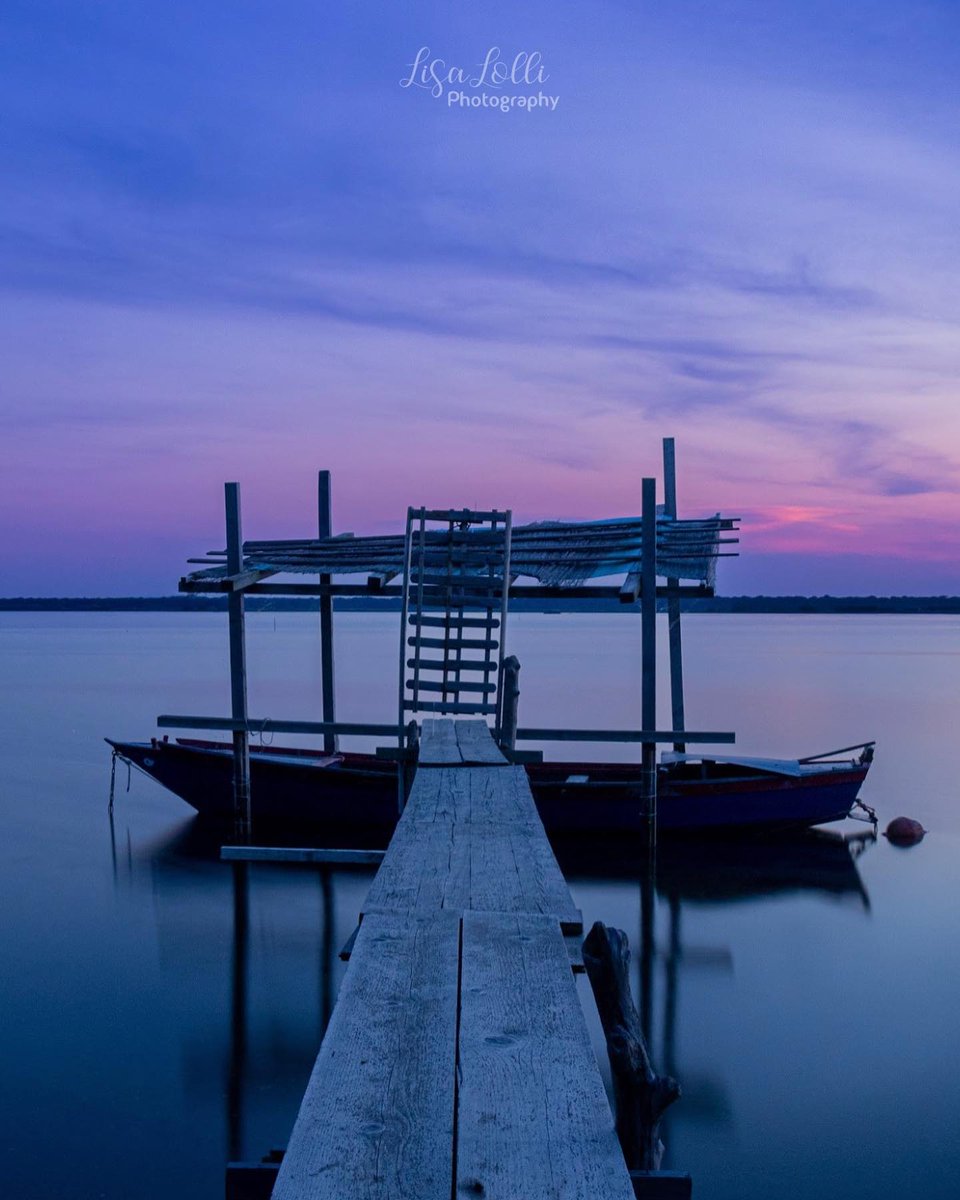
2,596,959,614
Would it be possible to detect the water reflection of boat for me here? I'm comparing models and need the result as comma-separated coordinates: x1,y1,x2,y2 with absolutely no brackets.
564,829,876,1146
107,736,875,836
555,829,874,908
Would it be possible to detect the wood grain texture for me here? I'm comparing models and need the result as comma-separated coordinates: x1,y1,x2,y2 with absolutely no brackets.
418,718,461,763
418,718,508,765
582,922,681,1171
454,719,508,764
360,767,581,933
456,911,635,1200
402,767,537,824
271,911,459,1200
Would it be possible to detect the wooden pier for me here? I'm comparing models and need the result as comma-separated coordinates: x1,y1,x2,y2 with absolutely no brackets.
270,718,636,1200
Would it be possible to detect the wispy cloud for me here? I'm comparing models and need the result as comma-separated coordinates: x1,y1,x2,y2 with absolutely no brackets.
1,0,959,592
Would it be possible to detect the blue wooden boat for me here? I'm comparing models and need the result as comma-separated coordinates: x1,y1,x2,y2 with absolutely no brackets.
106,736,874,836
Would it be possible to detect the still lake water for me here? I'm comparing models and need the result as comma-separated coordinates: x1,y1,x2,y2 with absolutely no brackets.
1,611,958,1199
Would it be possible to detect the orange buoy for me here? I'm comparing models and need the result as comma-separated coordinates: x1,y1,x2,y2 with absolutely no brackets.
884,816,926,844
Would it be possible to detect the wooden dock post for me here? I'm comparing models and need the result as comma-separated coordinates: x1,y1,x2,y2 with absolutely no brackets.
640,477,658,829
225,483,252,839
583,921,681,1174
500,655,520,752
318,471,337,754
662,439,686,754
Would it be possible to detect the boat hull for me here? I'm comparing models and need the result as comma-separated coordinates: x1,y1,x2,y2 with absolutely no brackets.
107,738,870,837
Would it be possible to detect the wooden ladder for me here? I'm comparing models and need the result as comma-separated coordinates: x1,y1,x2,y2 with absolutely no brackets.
399,507,512,740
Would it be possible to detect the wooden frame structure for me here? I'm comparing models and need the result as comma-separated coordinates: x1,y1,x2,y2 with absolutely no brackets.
162,439,739,838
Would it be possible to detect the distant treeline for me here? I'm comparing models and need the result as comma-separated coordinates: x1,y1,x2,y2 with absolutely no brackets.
2,595,959,614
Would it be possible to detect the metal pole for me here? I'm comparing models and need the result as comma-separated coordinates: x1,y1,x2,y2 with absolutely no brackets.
225,482,251,839
318,471,337,754
640,477,658,831
663,438,686,753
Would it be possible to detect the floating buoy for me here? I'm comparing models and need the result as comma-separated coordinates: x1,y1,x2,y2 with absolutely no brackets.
884,816,926,844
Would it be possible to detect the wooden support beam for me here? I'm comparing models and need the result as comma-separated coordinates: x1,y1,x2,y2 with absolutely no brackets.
225,482,251,840
157,715,400,737
630,1170,693,1199
225,1161,280,1200
500,655,520,751
663,438,686,753
583,922,681,1173
220,847,386,865
640,477,658,826
222,568,276,593
318,470,337,753
179,580,717,600
514,727,735,744
620,571,641,603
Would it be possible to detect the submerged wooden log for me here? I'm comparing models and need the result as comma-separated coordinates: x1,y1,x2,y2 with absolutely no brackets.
583,921,681,1172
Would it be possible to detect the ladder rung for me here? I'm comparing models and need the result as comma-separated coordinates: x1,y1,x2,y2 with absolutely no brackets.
412,574,505,589
407,679,496,694
420,598,503,610
415,508,509,523
407,658,493,672
402,699,498,715
408,531,506,548
413,550,506,565
414,637,499,651
410,615,499,629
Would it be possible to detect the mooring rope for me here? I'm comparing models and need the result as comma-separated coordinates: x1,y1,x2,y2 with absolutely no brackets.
849,797,879,826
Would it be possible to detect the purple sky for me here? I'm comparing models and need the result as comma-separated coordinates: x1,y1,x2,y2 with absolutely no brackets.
2,1,959,595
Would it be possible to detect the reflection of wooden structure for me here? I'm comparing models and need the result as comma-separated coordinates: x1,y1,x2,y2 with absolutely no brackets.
161,439,738,837
271,720,636,1200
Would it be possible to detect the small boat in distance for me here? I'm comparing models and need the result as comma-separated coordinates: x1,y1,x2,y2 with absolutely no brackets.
106,736,875,838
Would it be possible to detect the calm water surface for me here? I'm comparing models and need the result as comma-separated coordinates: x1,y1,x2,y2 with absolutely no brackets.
1,612,958,1199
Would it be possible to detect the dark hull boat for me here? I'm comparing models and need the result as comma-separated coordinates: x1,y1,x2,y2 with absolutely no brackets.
106,737,873,837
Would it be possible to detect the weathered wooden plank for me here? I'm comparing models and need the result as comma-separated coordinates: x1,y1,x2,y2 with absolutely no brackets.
271,911,459,1200
402,766,539,826
418,718,461,764
456,912,635,1200
465,826,582,934
220,846,385,865
361,771,581,932
454,719,508,764
361,822,470,917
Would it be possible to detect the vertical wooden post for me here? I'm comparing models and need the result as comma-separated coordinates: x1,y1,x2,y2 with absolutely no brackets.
640,477,658,829
663,438,686,754
500,655,521,753
225,482,251,839
227,860,249,1161
318,471,337,754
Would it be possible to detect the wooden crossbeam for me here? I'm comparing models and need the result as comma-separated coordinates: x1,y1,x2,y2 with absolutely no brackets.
515,727,736,744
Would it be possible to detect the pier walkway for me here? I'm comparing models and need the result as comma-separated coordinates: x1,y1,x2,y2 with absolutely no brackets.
271,719,635,1200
